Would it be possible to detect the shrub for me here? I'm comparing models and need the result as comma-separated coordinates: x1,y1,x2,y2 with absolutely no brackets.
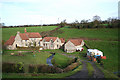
29,64,63,73
29,64,37,73
15,62,25,73
68,57,78,65
63,62,80,72
2,62,16,73
48,66,63,73
40,65,49,73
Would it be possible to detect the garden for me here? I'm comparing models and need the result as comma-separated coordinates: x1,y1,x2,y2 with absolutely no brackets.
2,49,82,78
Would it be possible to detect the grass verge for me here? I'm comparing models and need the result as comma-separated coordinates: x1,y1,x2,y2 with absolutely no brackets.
87,62,94,77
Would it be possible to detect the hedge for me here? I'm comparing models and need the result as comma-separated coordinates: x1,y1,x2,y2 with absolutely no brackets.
2,62,16,73
63,62,80,72
29,64,63,73
2,62,25,73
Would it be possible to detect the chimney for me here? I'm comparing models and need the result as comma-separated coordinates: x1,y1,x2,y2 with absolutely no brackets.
17,31,20,34
25,28,27,33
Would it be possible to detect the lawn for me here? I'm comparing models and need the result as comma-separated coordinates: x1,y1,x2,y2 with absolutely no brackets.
52,53,73,69
2,51,51,65
2,50,52,73
2,26,57,41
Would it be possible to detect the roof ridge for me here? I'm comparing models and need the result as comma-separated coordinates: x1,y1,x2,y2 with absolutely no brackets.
25,33,29,38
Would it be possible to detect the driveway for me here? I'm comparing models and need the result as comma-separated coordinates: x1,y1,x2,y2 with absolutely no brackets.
66,60,105,79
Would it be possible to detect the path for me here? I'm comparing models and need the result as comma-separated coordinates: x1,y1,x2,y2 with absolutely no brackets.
89,61,104,78
66,59,105,79
66,61,89,78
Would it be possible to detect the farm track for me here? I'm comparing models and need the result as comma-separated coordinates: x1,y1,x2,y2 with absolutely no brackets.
66,61,89,79
66,60,105,79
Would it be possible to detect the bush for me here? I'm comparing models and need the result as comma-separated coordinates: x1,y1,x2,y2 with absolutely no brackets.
29,64,63,73
2,62,16,73
29,64,37,73
39,65,49,73
63,62,80,72
68,57,78,65
15,62,25,73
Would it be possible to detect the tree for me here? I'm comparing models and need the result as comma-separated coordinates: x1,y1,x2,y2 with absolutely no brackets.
92,15,101,28
59,19,67,27
80,19,89,28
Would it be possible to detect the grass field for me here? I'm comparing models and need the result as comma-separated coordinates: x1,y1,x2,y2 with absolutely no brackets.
52,27,119,41
2,26,57,41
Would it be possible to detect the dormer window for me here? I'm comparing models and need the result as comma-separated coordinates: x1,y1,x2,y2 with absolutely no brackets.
51,39,54,43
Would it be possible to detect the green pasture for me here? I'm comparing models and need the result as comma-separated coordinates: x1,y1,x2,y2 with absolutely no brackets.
52,27,119,41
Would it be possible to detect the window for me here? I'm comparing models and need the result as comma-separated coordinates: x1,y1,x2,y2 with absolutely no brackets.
39,41,40,46
51,43,53,47
43,43,45,46
25,43,27,46
51,40,53,43
57,45,59,48
25,40,27,42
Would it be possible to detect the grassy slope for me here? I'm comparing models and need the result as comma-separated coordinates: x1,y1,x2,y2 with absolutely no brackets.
52,27,119,76
52,27,118,40
85,40,118,73
2,26,57,41
53,53,72,68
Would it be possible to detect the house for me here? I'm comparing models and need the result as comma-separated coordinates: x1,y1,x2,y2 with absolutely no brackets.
4,36,16,50
5,28,42,49
41,37,65,49
64,39,84,53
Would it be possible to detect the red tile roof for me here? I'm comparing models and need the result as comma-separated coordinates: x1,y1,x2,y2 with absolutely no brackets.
68,39,83,46
4,36,15,45
19,32,42,40
26,32,42,38
60,38,65,43
43,37,57,42
19,33,29,40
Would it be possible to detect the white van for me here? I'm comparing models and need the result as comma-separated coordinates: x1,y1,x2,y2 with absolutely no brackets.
87,49,103,57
